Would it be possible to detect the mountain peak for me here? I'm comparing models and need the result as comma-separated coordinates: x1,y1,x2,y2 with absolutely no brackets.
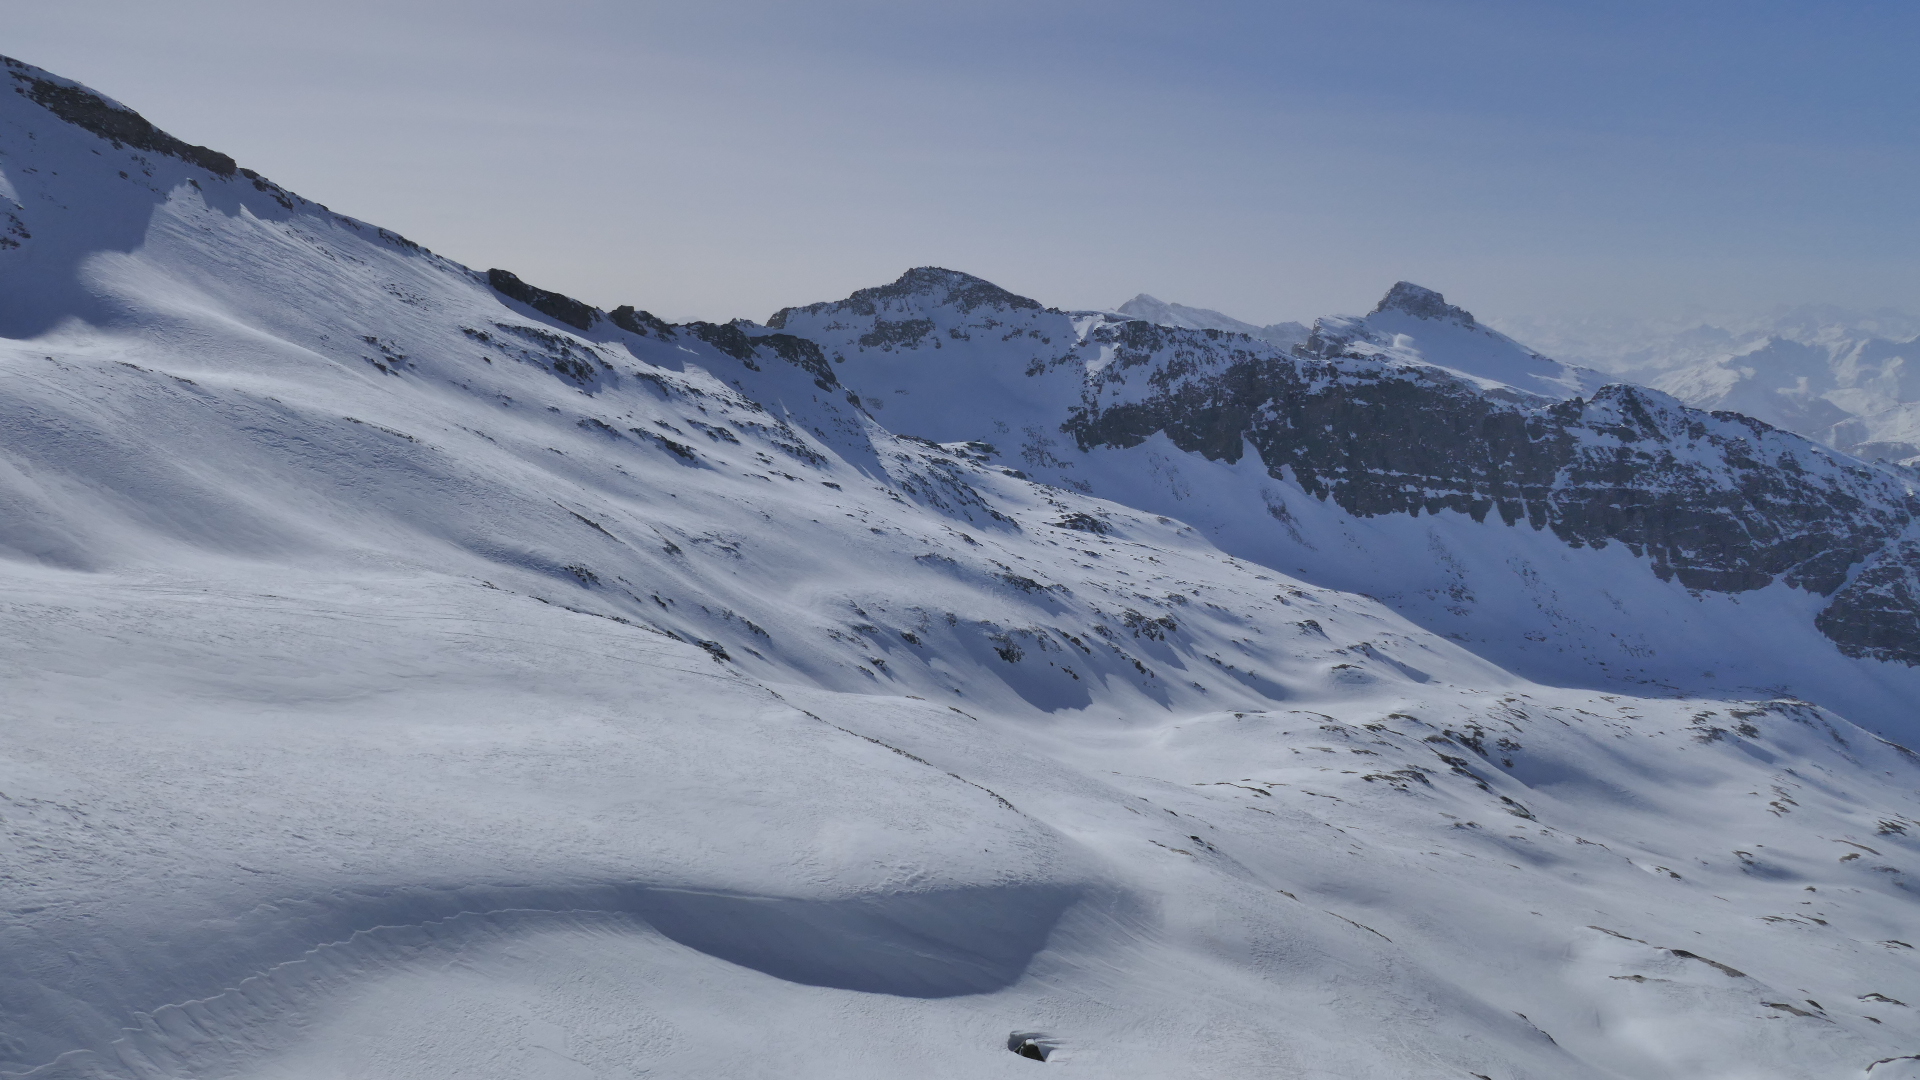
855,267,1042,314
1374,281,1477,327
1113,293,1311,350
768,267,1042,326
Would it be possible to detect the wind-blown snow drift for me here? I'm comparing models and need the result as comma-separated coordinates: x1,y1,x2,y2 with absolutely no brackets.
2,55,1919,1080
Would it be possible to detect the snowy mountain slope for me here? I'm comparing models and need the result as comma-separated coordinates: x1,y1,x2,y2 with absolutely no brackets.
1483,308,1920,466
1298,281,1609,400
2,55,1920,1080
763,267,1920,714
1112,293,1310,351
1650,333,1920,466
1651,336,1854,443
14,566,1920,1080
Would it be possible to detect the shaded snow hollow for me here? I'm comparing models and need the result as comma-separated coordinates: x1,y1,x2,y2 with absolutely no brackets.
2,54,1920,1080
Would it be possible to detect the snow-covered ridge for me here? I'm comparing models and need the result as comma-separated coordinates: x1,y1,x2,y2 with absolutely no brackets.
1112,293,1310,351
3,55,235,178
1296,280,1609,400
1487,303,1920,467
760,266,1920,671
1650,332,1920,467
4,55,1920,1080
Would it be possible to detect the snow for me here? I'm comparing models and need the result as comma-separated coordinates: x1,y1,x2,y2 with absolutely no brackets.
2,55,1919,1080
1487,308,1920,466
1300,284,1609,401
1108,286,1603,400
1112,293,1310,351
1650,334,1920,465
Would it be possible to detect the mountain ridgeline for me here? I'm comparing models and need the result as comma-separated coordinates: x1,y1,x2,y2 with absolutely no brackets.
1070,298,1920,663
468,255,1920,665
11,50,1911,671
349,251,1920,669
761,268,1920,667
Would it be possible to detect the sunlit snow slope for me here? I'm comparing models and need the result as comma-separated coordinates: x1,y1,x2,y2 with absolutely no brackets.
3,56,1919,1080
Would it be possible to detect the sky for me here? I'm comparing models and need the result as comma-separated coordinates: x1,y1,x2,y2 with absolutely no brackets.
5,0,1919,327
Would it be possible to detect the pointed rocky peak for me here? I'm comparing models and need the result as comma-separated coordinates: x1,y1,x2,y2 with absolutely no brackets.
1116,293,1173,319
1373,282,1477,328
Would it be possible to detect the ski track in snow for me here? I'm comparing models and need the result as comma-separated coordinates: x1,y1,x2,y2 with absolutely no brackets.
1,55,1919,1080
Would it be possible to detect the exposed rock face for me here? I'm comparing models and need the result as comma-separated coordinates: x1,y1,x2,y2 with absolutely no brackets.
1373,281,1478,325
487,268,600,332
1295,282,1604,401
749,332,838,389
608,305,676,339
1817,540,1920,664
681,321,839,389
482,274,836,389
1066,324,1913,596
17,33,1920,669
767,266,1044,328
4,56,236,177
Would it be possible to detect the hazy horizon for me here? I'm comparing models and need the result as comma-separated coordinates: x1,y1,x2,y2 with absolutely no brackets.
7,1,1917,327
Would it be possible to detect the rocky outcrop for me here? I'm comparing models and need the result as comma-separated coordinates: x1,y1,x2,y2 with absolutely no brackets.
751,333,837,389
1817,540,1920,664
4,55,236,177
1292,281,1603,400
679,322,838,390
487,269,600,332
608,305,676,339
1372,280,1477,325
1066,322,1913,596
766,270,1920,662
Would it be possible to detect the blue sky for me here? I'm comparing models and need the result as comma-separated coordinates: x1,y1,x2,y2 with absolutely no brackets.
7,1,1917,325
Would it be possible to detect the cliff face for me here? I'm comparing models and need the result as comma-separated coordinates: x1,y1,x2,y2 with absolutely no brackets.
1818,539,1920,663
1068,322,1911,596
774,269,1920,665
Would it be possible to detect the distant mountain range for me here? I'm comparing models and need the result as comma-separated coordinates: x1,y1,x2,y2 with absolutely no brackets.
1126,292,1920,466
1644,334,1920,466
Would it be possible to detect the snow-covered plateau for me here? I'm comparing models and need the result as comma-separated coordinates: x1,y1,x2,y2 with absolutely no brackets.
2,55,1918,1080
